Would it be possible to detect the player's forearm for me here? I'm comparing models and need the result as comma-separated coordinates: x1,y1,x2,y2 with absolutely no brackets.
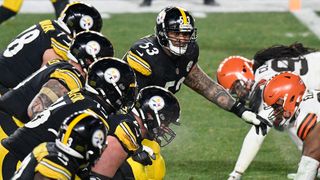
184,64,235,110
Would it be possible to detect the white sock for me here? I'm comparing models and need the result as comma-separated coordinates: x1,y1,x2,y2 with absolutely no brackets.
294,156,319,180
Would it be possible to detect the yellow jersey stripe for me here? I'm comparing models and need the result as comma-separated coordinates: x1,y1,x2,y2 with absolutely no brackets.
127,51,151,76
114,122,139,151
177,7,188,24
51,38,69,60
36,159,71,180
50,69,83,90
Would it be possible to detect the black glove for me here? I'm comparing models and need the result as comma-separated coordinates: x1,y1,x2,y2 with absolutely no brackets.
231,102,272,136
131,146,155,166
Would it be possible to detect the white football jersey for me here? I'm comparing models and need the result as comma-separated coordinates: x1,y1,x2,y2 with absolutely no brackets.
293,90,320,141
254,52,320,90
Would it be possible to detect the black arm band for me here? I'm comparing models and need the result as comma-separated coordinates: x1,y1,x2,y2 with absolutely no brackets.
230,101,247,118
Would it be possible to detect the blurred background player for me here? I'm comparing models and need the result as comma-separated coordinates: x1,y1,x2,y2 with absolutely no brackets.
123,6,270,135
12,109,108,179
0,0,69,24
0,57,137,179
0,1,102,95
91,86,180,179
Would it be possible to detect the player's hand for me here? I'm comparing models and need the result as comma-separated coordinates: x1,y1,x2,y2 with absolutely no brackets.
227,170,242,180
241,111,272,135
132,145,156,166
231,102,272,136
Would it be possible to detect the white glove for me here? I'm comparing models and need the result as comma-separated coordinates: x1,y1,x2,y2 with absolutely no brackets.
242,111,272,136
227,171,242,180
230,102,272,136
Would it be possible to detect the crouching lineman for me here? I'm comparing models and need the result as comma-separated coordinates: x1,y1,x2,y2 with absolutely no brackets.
215,44,320,180
261,72,320,180
0,30,114,141
0,1,102,94
90,86,180,179
0,57,137,179
11,109,109,179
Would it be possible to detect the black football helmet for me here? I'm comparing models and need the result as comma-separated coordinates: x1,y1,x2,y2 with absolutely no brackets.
135,86,180,147
68,31,114,72
55,109,108,166
155,6,197,56
86,57,137,112
58,2,102,37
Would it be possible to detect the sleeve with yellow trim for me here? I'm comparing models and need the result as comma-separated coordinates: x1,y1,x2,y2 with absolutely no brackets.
46,20,71,61
112,118,143,155
34,143,79,180
49,64,85,91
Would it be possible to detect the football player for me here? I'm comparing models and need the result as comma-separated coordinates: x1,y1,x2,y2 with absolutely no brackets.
0,31,113,141
0,1,102,94
216,44,320,180
0,0,69,24
90,86,180,179
123,6,270,136
0,57,137,179
11,109,108,179
262,72,320,180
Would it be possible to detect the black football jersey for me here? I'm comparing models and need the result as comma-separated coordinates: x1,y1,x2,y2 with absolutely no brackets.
2,89,112,161
107,113,143,155
0,20,71,90
12,142,80,180
123,35,199,94
0,59,84,123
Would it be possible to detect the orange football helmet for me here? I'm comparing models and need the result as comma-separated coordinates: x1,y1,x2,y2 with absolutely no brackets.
217,56,254,100
263,72,306,121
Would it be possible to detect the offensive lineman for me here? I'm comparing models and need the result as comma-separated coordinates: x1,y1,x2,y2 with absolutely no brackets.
0,58,137,179
0,2,102,94
0,31,113,141
12,109,109,179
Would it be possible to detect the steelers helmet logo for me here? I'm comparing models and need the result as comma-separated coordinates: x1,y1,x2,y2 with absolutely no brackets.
80,15,94,30
92,129,105,148
104,68,121,84
86,41,101,56
149,96,165,111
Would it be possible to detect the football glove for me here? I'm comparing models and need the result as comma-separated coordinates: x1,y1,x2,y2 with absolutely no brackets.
132,145,156,166
231,102,272,136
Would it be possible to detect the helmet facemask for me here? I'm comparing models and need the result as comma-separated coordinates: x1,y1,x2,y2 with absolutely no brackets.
230,79,254,103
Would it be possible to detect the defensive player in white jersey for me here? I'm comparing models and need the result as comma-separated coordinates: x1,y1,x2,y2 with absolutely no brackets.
216,43,320,179
262,72,320,180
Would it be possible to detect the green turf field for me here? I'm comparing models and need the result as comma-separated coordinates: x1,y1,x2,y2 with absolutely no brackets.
2,12,319,180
